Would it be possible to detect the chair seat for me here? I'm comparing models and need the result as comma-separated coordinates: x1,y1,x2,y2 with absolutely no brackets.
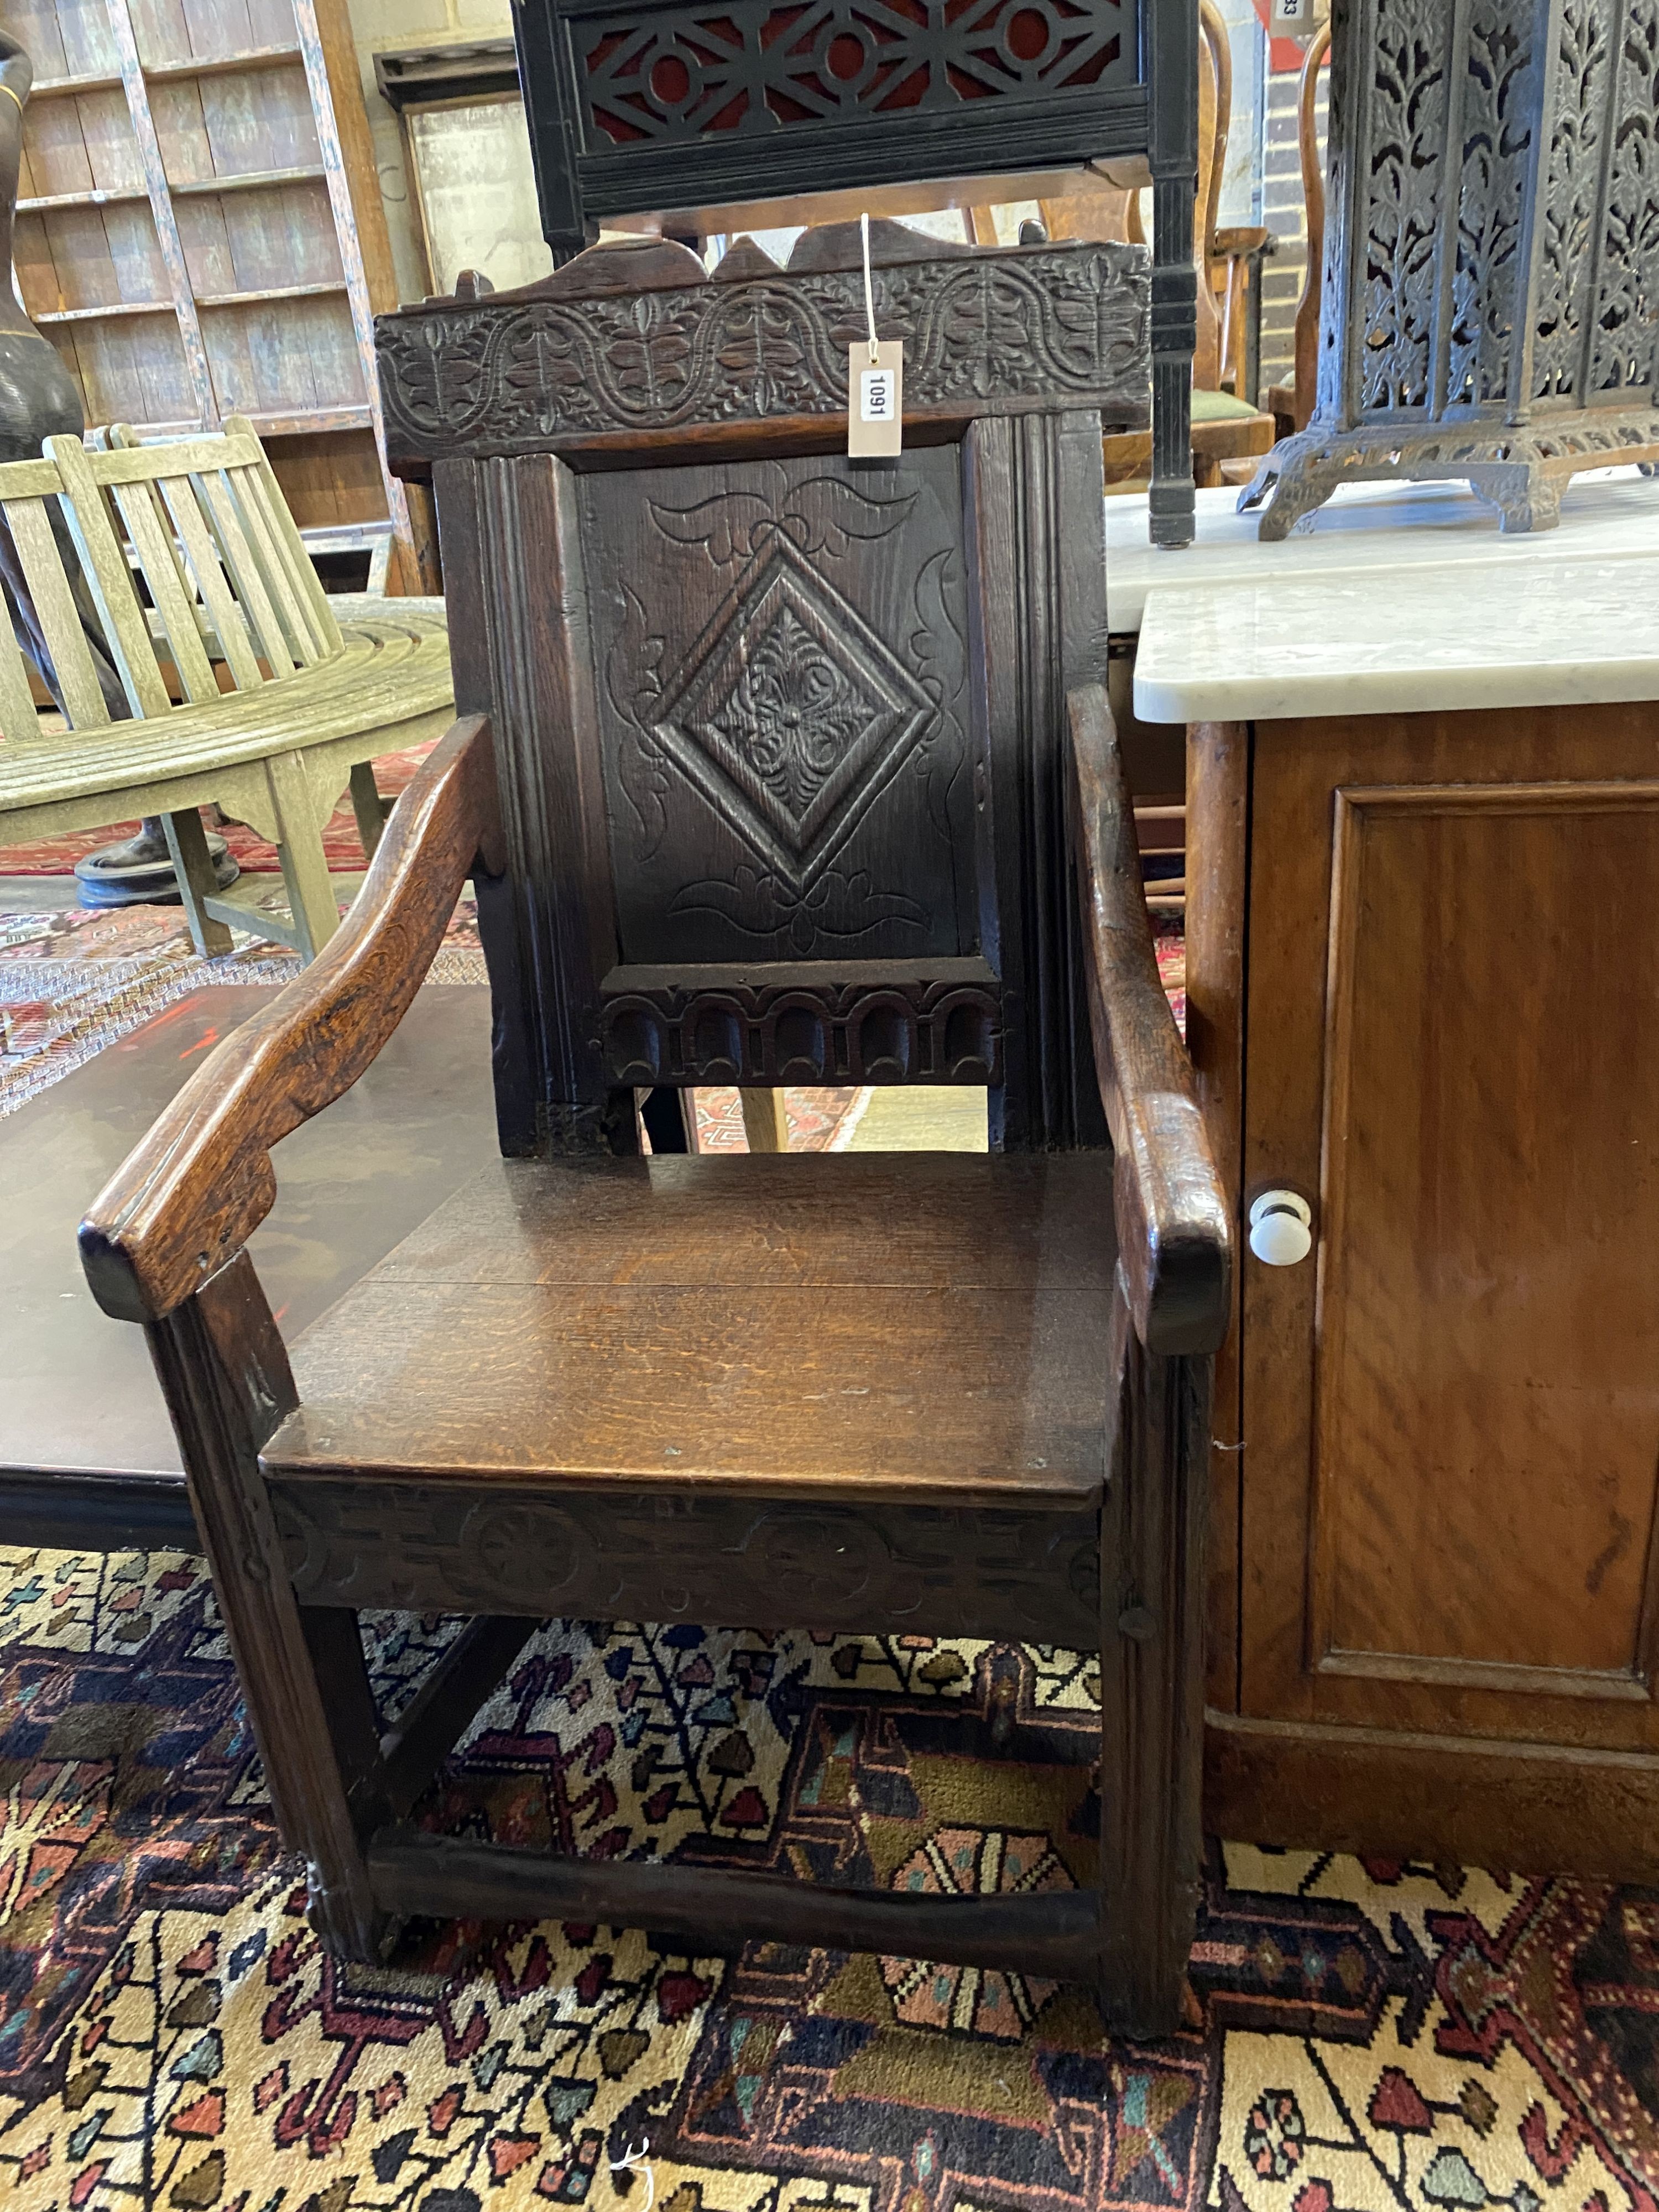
0,614,453,822
264,1149,1118,1504
1191,387,1266,424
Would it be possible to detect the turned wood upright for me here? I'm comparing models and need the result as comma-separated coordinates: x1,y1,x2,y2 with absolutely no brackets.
80,228,1228,2034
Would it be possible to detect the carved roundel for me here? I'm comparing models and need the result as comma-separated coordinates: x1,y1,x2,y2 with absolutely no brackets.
459,1500,595,1611
744,1511,889,1608
275,1497,331,1592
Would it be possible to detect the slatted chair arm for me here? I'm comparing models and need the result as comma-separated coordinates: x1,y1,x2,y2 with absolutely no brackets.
79,715,500,1326
1069,682,1232,1356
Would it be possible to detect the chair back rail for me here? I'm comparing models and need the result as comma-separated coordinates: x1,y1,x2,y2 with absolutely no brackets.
1291,22,1331,436
1,466,113,731
0,456,77,734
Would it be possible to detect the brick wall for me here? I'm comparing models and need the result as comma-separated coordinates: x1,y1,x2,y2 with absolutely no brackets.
1256,51,1327,404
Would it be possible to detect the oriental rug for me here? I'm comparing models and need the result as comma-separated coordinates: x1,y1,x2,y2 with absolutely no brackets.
0,902,487,1117
0,1548,1652,2212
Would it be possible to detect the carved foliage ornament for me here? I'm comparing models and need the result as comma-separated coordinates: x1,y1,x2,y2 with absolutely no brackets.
643,471,936,893
1243,0,1659,535
376,244,1148,457
1334,0,1659,415
600,457,972,962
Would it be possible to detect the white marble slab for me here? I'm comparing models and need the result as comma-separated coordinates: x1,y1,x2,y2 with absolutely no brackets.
1106,467,1659,634
1133,555,1659,723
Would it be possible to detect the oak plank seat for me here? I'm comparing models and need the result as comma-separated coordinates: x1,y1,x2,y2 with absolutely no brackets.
81,232,1230,2038
0,417,453,962
266,1150,1114,1503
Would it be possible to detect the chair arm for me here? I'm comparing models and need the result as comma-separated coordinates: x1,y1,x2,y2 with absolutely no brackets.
80,714,499,1325
1069,684,1231,1356
1213,225,1272,257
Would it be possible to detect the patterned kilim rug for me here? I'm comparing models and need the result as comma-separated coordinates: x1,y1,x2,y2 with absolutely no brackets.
0,1553,1654,2212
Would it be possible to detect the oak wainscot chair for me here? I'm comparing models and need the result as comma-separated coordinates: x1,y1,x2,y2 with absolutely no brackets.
80,230,1231,2037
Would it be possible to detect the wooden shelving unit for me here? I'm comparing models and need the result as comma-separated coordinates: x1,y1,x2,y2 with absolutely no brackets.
8,0,435,589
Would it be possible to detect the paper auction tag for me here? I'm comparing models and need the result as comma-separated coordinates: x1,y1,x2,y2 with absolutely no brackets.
848,340,904,456
1271,0,1314,22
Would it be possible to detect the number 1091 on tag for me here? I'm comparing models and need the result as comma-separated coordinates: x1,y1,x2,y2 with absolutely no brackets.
847,340,903,455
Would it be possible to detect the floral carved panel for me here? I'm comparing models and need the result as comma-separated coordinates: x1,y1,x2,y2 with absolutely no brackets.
584,448,978,966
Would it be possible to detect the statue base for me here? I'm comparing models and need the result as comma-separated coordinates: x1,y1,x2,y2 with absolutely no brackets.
1237,409,1659,539
74,820,238,909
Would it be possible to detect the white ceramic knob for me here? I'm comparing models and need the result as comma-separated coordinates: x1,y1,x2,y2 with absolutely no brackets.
1248,1189,1313,1266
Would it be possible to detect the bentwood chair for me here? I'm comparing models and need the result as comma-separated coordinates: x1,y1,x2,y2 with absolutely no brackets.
80,229,1230,2036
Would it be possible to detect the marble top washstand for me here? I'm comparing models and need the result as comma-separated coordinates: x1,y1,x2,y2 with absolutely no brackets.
1120,468,1659,724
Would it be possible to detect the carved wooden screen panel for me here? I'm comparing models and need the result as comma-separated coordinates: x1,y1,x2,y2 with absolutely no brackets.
1321,0,1659,425
516,0,1151,241
583,446,999,1091
586,451,974,962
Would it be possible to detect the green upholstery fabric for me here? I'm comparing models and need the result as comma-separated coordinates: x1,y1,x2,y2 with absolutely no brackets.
1192,387,1266,422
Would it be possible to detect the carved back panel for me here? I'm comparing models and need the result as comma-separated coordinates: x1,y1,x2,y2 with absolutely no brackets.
589,448,975,968
382,233,1129,1156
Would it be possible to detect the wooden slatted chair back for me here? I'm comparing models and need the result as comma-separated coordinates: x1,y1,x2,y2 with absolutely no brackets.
0,452,114,740
70,418,345,695
0,417,349,741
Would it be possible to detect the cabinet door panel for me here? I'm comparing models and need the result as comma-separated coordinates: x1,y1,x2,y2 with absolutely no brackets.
1241,706,1659,1751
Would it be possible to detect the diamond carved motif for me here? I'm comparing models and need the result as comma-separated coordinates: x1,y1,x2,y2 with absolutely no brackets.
652,536,934,888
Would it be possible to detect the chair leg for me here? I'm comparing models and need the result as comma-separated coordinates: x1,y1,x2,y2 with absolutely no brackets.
348,761,388,862
144,1255,390,1962
1095,1314,1212,2038
740,1088,789,1152
161,808,234,957
264,748,340,963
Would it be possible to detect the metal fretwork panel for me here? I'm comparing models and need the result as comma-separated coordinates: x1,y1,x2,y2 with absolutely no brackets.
1240,0,1659,536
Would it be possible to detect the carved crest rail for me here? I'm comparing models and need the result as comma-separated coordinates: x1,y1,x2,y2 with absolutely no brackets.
376,238,1149,470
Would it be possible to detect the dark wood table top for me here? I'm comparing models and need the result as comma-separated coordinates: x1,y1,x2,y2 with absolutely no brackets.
1,984,496,1551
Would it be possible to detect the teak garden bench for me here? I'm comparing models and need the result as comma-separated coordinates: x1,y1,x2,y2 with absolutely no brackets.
0,417,452,961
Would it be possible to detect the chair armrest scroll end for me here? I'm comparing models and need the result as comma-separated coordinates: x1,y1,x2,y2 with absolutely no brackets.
78,1219,154,1327
1112,1096,1232,1357
76,713,493,1326
80,1149,280,1324
1069,682,1233,1359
